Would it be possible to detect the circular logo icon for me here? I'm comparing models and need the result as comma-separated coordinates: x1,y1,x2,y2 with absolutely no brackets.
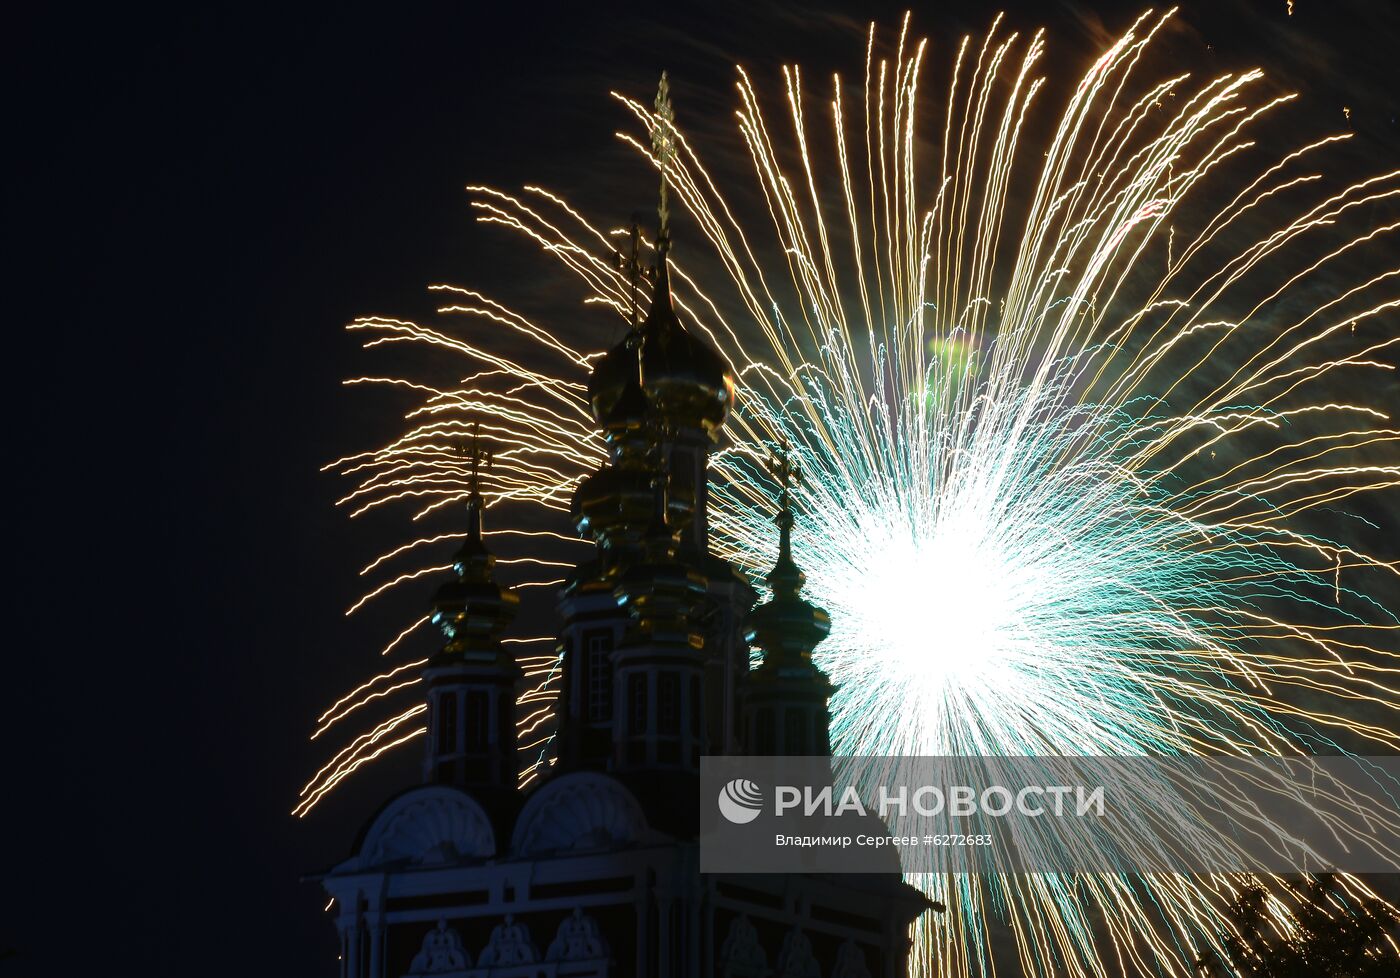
717,778,764,824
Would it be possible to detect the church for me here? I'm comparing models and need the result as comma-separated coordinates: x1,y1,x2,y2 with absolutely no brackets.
315,95,935,973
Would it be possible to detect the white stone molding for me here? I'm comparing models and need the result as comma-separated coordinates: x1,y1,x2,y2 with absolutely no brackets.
719,914,771,978
477,914,540,966
776,925,820,978
405,919,471,975
545,906,610,962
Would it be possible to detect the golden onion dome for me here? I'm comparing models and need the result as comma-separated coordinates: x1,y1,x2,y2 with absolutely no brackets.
430,495,519,658
638,243,734,438
586,333,646,427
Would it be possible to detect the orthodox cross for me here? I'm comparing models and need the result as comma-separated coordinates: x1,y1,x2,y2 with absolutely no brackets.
653,71,676,240
457,422,493,500
766,441,801,514
612,219,649,329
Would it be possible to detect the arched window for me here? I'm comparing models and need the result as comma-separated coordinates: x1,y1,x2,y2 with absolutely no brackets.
437,692,458,756
658,672,680,735
464,689,490,751
690,675,701,737
584,631,613,722
628,673,648,736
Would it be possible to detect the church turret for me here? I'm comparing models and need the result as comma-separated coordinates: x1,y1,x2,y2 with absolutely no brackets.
556,226,657,771
635,73,754,759
424,427,522,790
559,75,748,771
741,448,834,756
601,75,736,774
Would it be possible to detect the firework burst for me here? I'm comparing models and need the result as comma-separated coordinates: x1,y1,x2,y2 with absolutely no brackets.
304,10,1399,977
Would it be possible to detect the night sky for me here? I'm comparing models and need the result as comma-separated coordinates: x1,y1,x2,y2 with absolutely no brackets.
7,2,1398,975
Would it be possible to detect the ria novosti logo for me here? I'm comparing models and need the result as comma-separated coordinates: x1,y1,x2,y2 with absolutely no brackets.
717,779,764,824
716,777,1107,824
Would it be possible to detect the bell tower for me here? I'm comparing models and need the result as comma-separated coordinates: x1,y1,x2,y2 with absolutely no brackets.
559,73,748,772
424,426,522,789
633,73,755,761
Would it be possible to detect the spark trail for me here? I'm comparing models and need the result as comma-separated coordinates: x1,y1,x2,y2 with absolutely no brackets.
305,10,1400,978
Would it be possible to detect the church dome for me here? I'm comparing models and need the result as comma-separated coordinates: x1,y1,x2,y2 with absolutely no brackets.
638,251,734,437
585,334,645,427
744,491,831,671
572,367,653,557
430,495,519,656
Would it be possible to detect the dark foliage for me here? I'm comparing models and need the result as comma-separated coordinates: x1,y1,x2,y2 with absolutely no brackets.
1198,875,1399,978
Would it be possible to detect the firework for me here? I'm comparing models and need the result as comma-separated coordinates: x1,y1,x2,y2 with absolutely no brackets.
304,10,1399,978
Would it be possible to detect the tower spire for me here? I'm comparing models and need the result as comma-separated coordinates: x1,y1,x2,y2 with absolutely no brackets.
636,71,735,563
463,422,490,499
653,71,676,244
459,422,492,559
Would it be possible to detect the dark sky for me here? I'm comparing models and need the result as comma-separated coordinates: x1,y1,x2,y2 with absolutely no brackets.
6,2,1397,976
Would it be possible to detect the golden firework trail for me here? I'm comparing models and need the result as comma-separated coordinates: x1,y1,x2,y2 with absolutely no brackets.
301,9,1400,977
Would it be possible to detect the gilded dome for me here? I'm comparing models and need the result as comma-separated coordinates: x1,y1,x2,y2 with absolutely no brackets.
586,334,644,427
430,498,519,656
638,252,733,437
